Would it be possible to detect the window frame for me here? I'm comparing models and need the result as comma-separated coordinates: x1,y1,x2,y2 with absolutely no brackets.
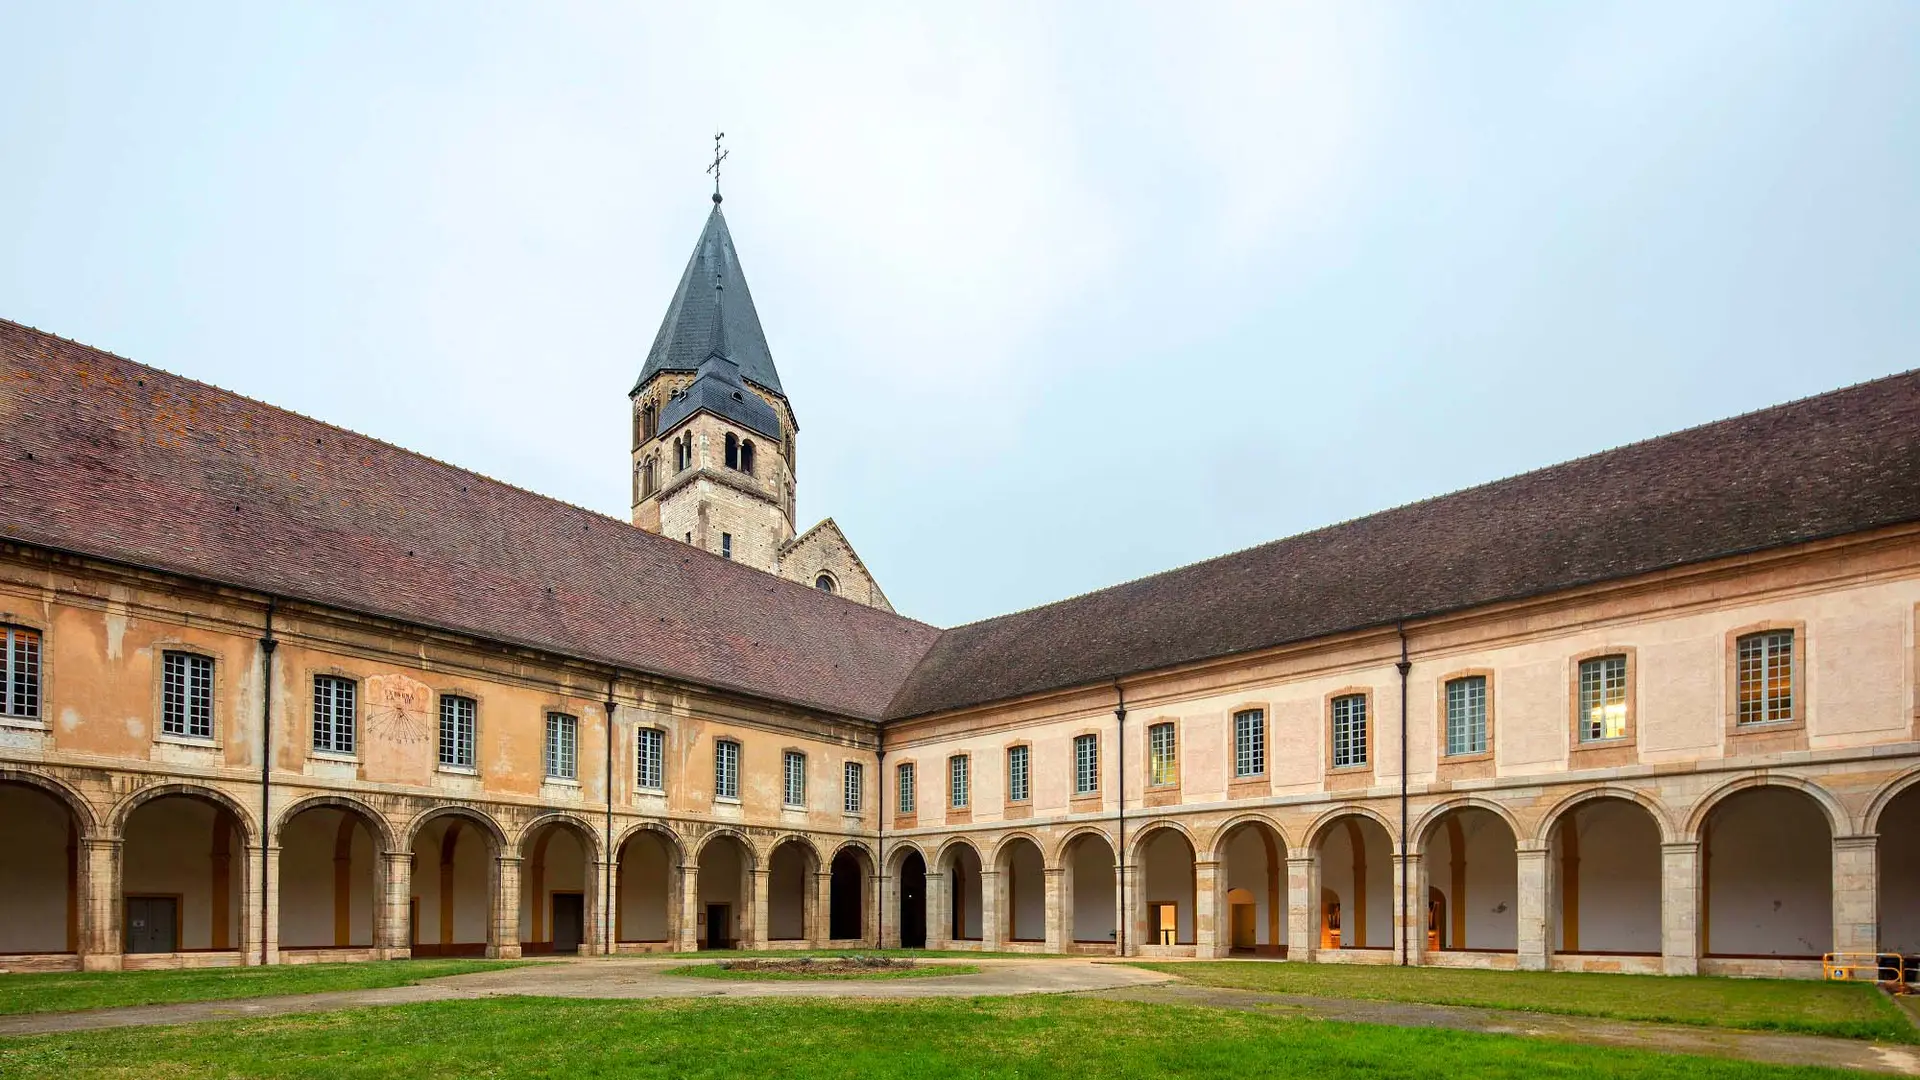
544,711,578,781
635,727,666,793
896,761,917,817
437,693,478,770
159,648,217,743
783,749,808,809
1146,721,1178,788
1006,742,1031,804
1434,669,1495,779
311,673,358,757
714,737,742,801
1071,732,1100,798
948,753,970,810
1,624,44,726
843,760,863,816
1723,621,1808,753
1326,689,1373,773
1231,707,1268,781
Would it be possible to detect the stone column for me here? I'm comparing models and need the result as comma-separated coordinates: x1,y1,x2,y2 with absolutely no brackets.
881,863,902,949
1120,863,1143,955
1515,845,1550,971
812,870,833,945
1406,852,1430,967
493,855,523,959
1285,855,1317,964
1660,841,1700,976
927,870,949,949
81,838,124,971
980,869,1002,950
380,851,413,959
245,844,274,966
1832,835,1878,955
1194,860,1219,956
1044,868,1066,953
750,868,771,948
678,863,701,951
583,856,610,957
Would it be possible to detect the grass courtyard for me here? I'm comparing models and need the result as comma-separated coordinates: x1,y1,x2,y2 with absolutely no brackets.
0,996,1867,1079
1131,961,1916,1043
0,960,521,1017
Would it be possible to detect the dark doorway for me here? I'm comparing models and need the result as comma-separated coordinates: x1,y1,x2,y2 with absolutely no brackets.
551,893,584,954
126,895,179,954
830,851,866,941
899,852,927,949
705,903,731,950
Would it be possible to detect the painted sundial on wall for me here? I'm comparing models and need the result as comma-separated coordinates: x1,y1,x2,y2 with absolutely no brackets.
363,673,433,744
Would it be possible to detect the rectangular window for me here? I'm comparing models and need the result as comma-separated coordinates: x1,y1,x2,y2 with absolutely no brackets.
1007,744,1030,802
636,728,665,791
1073,733,1099,795
1578,656,1629,741
2,626,40,720
1234,709,1265,777
438,694,476,767
949,755,969,809
545,712,577,779
844,761,863,814
1331,694,1368,768
161,651,214,740
897,762,916,814
715,739,740,799
1736,630,1795,725
721,533,733,560
312,675,356,755
1148,722,1177,786
784,750,807,807
1445,676,1489,756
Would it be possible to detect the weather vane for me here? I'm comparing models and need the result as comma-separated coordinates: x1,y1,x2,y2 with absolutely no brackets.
707,131,728,204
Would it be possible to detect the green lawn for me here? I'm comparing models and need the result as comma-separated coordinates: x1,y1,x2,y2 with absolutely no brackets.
0,997,1859,1079
1131,962,1916,1043
0,960,522,1016
670,962,979,981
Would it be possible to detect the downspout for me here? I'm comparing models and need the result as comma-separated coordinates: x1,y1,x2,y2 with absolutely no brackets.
875,726,886,948
1396,623,1411,966
259,599,277,968
1113,680,1127,957
605,676,617,958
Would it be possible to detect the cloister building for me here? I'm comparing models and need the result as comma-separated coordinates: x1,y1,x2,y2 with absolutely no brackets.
1,200,1917,978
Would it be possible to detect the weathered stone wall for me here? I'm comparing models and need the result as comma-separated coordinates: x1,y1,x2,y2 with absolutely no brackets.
778,520,893,612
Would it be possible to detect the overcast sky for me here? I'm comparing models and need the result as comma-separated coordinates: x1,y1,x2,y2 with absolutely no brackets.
4,3,1916,627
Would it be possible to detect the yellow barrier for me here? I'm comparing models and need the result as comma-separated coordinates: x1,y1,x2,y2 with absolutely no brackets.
1823,952,1908,987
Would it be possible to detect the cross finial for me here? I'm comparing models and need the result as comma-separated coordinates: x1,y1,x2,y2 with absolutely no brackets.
707,131,729,204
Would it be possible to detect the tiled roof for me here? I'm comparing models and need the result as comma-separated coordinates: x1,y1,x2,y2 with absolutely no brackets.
0,320,937,720
885,369,1920,720
633,205,786,401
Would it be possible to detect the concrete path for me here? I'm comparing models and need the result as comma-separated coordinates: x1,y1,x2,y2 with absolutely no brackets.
1095,981,1920,1076
0,957,1173,1037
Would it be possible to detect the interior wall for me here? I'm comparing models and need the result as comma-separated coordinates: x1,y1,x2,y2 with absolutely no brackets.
697,837,747,944
411,817,494,946
123,795,243,951
1551,799,1660,954
1704,787,1832,957
618,833,673,942
1879,787,1920,954
1140,830,1195,944
1069,839,1115,943
0,784,72,953
1319,818,1392,948
1004,841,1045,941
1426,808,1518,951
947,845,982,940
1223,826,1279,947
521,827,586,941
767,843,809,940
278,808,375,947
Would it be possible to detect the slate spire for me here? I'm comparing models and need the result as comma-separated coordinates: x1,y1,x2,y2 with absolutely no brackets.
633,204,784,400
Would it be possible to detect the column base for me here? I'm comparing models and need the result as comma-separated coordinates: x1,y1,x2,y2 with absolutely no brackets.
81,953,125,972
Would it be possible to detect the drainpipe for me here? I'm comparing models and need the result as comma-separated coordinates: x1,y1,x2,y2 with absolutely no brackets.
875,728,886,949
1397,624,1411,967
1113,679,1127,957
259,599,277,968
605,675,617,958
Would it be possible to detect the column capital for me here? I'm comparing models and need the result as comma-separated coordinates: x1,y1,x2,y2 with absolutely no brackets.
497,855,523,868
1284,855,1315,869
1834,834,1879,851
1661,841,1701,855
751,867,771,878
1043,867,1066,877
1193,860,1220,871
1515,844,1551,859
84,837,124,853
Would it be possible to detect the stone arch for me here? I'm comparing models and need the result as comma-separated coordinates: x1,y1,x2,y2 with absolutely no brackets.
695,827,760,870
1308,806,1396,950
990,830,1048,868
766,833,822,868
1057,826,1118,951
827,840,875,943
517,811,603,862
993,832,1048,945
1127,818,1198,865
1535,785,1677,846
934,834,983,867
109,781,256,844
1872,766,1920,954
613,821,682,947
0,767,98,838
274,792,397,853
1412,796,1525,854
885,838,929,876
938,837,985,943
1210,813,1289,957
1864,765,1920,834
402,803,508,852
1049,825,1115,870
1684,773,1851,840
1207,812,1293,861
613,820,685,864
1302,803,1398,855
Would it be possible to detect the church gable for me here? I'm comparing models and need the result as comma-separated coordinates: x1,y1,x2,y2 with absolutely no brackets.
780,519,893,612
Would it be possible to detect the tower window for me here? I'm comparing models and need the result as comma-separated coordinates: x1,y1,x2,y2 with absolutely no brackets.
642,402,656,441
721,533,733,559
724,432,740,469
638,456,656,499
740,440,755,475
814,573,835,594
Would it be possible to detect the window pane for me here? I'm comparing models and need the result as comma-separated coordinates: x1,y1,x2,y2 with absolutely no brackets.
950,756,969,808
785,751,807,806
1007,745,1030,802
1332,695,1367,768
1577,656,1628,742
4,628,41,719
844,762,863,814
1737,631,1795,725
898,763,915,814
637,728,664,790
1074,734,1098,795
439,695,475,767
313,676,355,754
1148,723,1177,786
1234,710,1265,777
545,713,576,779
1445,677,1487,756
715,740,740,799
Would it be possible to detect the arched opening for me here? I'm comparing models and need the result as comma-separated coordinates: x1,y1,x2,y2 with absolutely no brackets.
767,840,813,943
1549,798,1661,958
521,821,595,955
1702,787,1832,959
0,781,81,957
639,457,656,499
997,838,1046,944
1065,832,1116,952
616,829,677,948
740,440,756,476
897,850,927,949
1316,814,1392,950
724,432,740,470
814,573,836,594
943,843,983,942
1879,782,1920,958
278,803,380,954
1217,819,1286,957
641,402,657,442
829,848,871,942
409,813,497,957
697,834,752,949
1137,827,1196,950
122,793,245,956
1423,807,1518,953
